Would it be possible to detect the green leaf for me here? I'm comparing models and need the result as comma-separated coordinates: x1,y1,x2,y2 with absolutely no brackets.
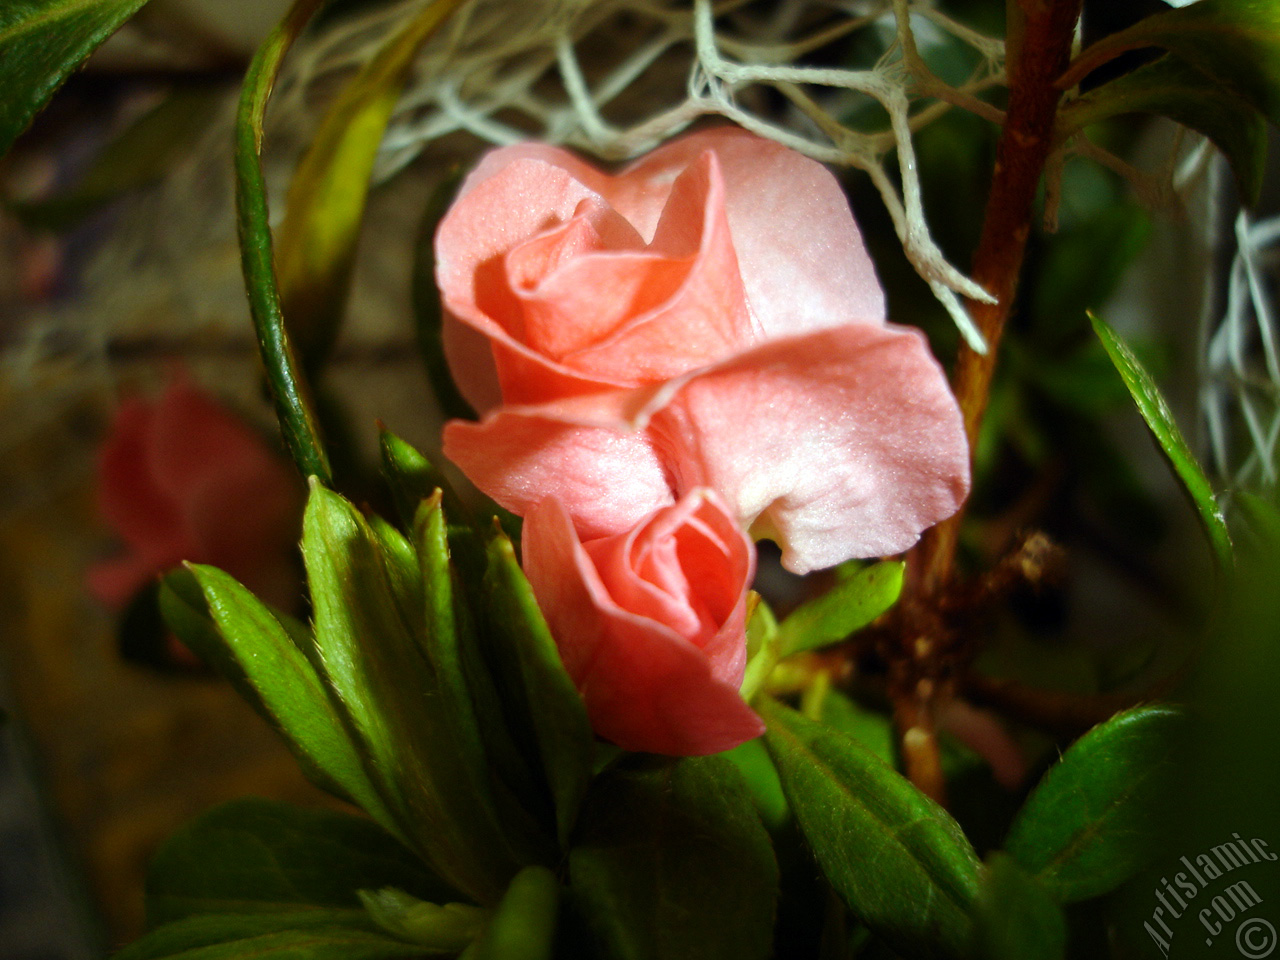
740,597,779,701
723,739,789,832
776,561,904,658
302,481,531,903
482,531,595,845
467,867,560,960
159,567,401,840
145,798,454,927
1064,0,1280,127
378,428,469,531
114,911,424,960
1061,55,1269,204
817,690,895,766
357,889,486,952
568,755,778,960
412,494,553,861
411,166,475,422
761,699,980,959
0,0,153,159
969,854,1065,960
234,0,332,483
1091,313,1233,568
1004,704,1183,902
9,87,224,230
273,0,465,370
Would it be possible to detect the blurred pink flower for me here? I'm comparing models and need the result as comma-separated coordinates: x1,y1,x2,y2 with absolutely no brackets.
437,127,969,574
88,373,303,611
523,489,764,755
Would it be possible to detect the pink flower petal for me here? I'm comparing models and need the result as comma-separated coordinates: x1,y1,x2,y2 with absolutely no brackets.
651,324,970,573
617,127,887,334
443,413,674,539
523,495,763,756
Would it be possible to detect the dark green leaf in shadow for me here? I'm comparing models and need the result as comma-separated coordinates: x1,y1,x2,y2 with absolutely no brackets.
0,0,154,159
724,739,789,832
466,866,560,960
357,888,485,951
411,166,475,422
113,911,425,960
1091,313,1233,568
969,854,1066,960
159,567,400,840
145,798,455,927
1062,55,1268,204
273,0,465,371
776,561,904,658
234,0,331,483
568,755,778,960
9,87,223,230
482,531,595,845
761,699,980,960
1004,704,1183,902
1064,0,1280,127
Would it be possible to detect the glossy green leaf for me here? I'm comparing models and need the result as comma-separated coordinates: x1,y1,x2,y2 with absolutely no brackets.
724,739,789,832
1065,0,1280,126
114,911,424,960
1005,706,1183,902
234,0,331,483
145,798,454,927
302,481,528,903
411,166,475,422
274,0,465,370
568,755,778,960
1062,55,1268,204
482,532,595,845
777,561,904,658
357,889,485,951
969,854,1065,960
1091,313,1233,568
0,0,153,158
817,690,895,766
467,867,560,960
761,699,980,959
159,566,400,839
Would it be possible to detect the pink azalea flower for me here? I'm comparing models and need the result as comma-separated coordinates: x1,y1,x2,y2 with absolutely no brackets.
88,373,303,611
523,489,764,755
437,127,969,574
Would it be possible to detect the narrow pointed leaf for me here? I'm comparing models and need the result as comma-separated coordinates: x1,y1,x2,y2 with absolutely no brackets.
113,912,426,960
970,854,1065,960
1065,0,1280,126
0,0,153,158
761,698,980,959
482,532,595,845
1062,55,1268,204
1091,313,1232,568
159,566,399,838
467,867,560,960
303,481,527,903
274,0,465,369
568,756,778,960
146,798,455,927
378,428,469,530
777,561,904,658
1005,705,1183,902
235,0,331,483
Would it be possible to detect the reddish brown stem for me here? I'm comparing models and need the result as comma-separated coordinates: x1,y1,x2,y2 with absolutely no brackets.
916,0,1083,596
891,0,1083,799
